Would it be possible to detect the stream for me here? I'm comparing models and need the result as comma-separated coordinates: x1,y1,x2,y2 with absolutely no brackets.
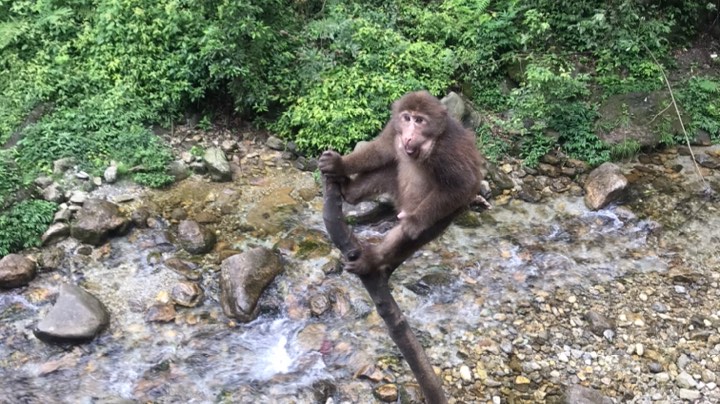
1,148,720,403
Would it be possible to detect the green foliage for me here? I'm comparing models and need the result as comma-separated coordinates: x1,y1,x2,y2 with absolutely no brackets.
0,199,56,257
271,3,454,153
0,151,22,208
610,139,641,160
678,77,720,141
476,125,510,163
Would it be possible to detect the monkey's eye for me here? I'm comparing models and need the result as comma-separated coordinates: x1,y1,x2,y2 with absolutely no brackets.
415,116,424,124
402,114,411,122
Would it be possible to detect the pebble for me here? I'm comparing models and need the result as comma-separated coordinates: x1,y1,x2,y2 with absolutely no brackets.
676,371,697,388
459,365,472,382
655,373,670,383
677,388,701,401
558,352,569,362
675,285,687,294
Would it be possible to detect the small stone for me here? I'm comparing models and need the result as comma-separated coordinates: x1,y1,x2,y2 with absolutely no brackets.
655,373,670,383
75,171,90,180
677,371,697,388
373,384,398,402
460,365,473,382
171,281,204,307
674,285,687,294
515,375,530,384
648,362,664,373
145,303,176,322
558,352,569,362
639,292,648,301
636,343,644,356
266,136,285,151
677,389,700,401
104,165,118,183
69,191,89,205
652,302,669,313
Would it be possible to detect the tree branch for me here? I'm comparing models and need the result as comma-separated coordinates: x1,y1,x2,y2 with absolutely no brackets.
322,176,448,404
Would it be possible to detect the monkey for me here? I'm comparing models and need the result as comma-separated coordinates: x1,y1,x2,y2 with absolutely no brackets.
319,90,484,275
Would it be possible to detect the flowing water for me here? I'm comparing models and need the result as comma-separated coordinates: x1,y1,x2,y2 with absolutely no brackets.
1,151,719,403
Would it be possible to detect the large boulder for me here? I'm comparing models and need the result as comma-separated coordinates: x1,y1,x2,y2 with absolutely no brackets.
34,283,110,343
584,162,628,210
220,247,284,322
71,199,130,245
0,254,37,289
596,91,689,148
245,187,301,235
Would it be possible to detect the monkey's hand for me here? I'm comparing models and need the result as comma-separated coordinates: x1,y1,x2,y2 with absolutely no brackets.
319,150,346,177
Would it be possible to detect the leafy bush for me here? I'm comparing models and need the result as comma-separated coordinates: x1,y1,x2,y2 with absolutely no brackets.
679,77,720,141
0,200,56,257
271,4,454,153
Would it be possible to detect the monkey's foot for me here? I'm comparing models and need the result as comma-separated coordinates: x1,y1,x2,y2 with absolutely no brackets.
343,256,374,275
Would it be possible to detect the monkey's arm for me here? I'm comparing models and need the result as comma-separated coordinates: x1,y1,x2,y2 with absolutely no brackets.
319,127,395,176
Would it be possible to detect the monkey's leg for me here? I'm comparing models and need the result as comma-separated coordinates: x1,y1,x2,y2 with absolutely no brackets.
345,213,456,275
342,164,398,205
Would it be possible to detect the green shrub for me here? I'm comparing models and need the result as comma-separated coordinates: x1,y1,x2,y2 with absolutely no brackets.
679,77,720,141
0,200,56,257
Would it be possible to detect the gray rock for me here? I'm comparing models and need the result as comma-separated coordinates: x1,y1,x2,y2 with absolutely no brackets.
75,171,90,180
691,129,712,146
0,254,37,289
220,247,284,322
203,147,232,182
441,92,466,122
71,199,131,245
677,371,697,388
585,310,615,336
41,183,66,203
103,165,118,183
167,160,191,181
53,206,73,223
34,176,54,189
220,139,238,153
38,247,64,271
171,281,204,307
34,283,109,343
563,385,614,404
266,135,285,151
69,190,89,205
677,389,701,401
53,157,75,175
177,220,216,254
584,162,627,210
42,222,71,245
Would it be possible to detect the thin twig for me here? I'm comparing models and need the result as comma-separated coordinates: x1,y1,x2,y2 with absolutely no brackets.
641,42,708,190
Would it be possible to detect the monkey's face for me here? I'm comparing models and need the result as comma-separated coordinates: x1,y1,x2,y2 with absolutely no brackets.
395,111,435,160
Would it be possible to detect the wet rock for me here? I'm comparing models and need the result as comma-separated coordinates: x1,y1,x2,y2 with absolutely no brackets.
71,199,131,246
344,200,395,225
266,135,285,151
221,139,238,153
220,247,284,322
171,281,204,307
112,194,134,203
584,162,627,210
170,207,187,221
204,147,232,182
584,310,615,336
374,384,398,402
537,163,560,178
34,283,109,343
164,257,201,280
195,211,219,224
309,293,330,316
41,222,71,245
454,211,482,228
103,165,118,183
130,207,152,228
296,323,327,352
41,183,66,203
245,187,301,235
518,182,543,203
405,270,454,296
0,254,37,289
563,385,613,404
38,247,65,271
145,303,176,322
293,156,318,172
177,220,216,255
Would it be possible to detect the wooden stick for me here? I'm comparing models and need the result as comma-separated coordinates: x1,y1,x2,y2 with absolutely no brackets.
322,176,448,404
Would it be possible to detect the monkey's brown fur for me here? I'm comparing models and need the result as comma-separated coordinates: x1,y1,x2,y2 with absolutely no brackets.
319,90,484,274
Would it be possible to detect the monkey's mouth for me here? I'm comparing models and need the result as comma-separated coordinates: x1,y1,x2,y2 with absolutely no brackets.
404,146,417,157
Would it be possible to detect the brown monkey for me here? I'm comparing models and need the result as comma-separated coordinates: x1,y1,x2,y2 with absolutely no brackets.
319,90,484,274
